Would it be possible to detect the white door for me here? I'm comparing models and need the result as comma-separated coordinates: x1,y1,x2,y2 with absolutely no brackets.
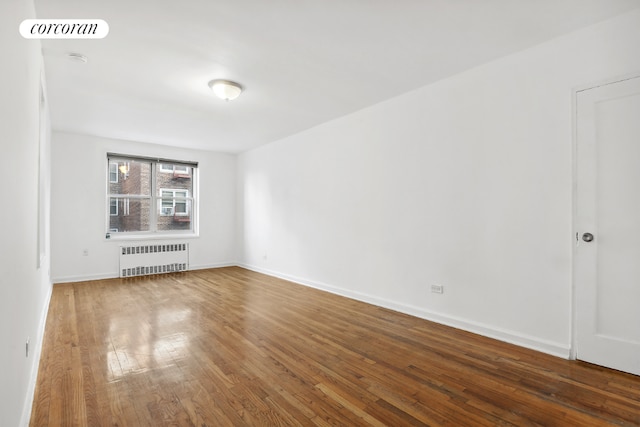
575,75,640,376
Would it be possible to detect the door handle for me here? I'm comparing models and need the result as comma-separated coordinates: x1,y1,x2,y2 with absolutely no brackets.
582,232,594,242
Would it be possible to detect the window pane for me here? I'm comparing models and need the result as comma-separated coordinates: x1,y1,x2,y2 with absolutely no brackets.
109,160,151,196
109,198,151,232
156,164,192,231
175,201,187,214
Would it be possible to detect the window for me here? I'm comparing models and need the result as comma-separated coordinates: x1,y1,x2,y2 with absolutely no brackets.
109,163,118,183
160,163,190,176
107,154,197,235
160,163,191,181
110,198,118,216
160,189,189,216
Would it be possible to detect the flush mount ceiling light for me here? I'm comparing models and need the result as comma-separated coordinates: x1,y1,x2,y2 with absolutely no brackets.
208,79,243,101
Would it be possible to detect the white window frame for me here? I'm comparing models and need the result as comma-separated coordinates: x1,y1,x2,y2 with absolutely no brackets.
106,154,198,239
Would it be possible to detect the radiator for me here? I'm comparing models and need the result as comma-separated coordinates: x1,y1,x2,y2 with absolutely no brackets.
119,243,189,278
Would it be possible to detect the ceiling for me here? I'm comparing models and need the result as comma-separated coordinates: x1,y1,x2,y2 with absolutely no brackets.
35,0,640,153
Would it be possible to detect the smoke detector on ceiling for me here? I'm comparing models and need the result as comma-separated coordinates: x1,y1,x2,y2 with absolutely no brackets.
66,52,88,63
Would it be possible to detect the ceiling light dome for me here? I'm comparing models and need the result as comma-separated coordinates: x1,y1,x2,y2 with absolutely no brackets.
208,79,243,101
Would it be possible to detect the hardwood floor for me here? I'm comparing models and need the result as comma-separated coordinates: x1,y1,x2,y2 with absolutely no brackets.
31,267,640,426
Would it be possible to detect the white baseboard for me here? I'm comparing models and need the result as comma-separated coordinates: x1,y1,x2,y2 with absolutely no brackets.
239,263,571,359
189,262,237,271
20,280,53,427
52,262,238,284
52,272,117,284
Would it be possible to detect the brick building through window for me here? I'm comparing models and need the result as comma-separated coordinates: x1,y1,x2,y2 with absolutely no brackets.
107,155,196,235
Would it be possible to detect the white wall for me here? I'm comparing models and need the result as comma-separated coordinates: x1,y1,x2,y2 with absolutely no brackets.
239,9,640,358
51,132,237,282
0,0,52,425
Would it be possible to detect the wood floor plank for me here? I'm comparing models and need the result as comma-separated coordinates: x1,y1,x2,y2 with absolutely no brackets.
30,267,640,426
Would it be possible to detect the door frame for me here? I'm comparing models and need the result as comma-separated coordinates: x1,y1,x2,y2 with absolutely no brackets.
570,71,640,361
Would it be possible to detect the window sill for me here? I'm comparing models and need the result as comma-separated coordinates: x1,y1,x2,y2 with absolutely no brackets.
105,233,199,242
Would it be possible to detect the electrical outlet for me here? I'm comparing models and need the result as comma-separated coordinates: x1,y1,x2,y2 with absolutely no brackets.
431,284,444,294
82,249,89,256
26,337,30,358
